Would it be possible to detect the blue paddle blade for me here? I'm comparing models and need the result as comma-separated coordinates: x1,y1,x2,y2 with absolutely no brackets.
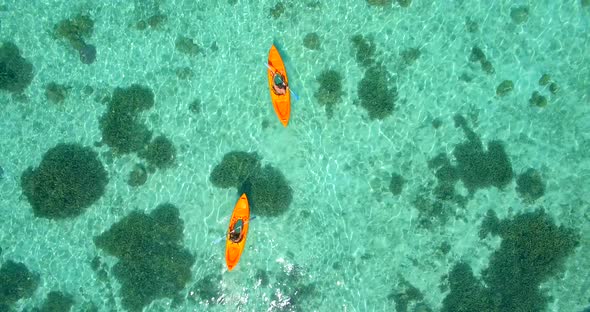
212,236,224,245
289,87,299,101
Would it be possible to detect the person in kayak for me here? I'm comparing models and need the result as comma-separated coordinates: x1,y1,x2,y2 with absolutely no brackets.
272,71,288,96
229,219,244,243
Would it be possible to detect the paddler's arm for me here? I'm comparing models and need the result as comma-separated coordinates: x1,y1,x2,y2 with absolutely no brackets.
228,216,257,234
211,216,257,245
265,63,299,100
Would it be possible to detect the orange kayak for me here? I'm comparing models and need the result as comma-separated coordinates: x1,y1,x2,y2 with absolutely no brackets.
267,44,291,127
225,193,250,271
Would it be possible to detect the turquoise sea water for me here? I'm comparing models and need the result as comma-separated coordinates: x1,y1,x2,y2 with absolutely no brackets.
1,0,589,311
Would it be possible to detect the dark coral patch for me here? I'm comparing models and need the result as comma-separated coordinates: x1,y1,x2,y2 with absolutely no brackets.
99,84,155,154
482,209,579,311
452,115,513,193
469,46,494,74
397,0,412,7
389,173,405,196
99,111,152,154
444,210,579,312
270,2,286,19
389,280,426,312
453,139,513,193
412,190,453,228
187,273,222,305
0,260,40,309
428,153,458,184
175,36,201,56
94,203,195,312
53,14,98,65
110,84,155,113
351,34,376,67
358,65,397,120
315,69,344,118
400,47,421,67
441,262,494,312
0,42,34,94
426,115,512,207
128,163,148,187
367,0,392,7
239,164,293,217
510,6,529,24
21,143,108,219
465,17,479,33
38,291,75,312
79,43,97,64
209,151,261,189
188,98,201,114
139,135,176,169
529,91,548,107
210,151,293,216
53,14,94,50
515,168,545,202
496,80,514,97
135,14,167,30
45,82,70,104
303,32,321,50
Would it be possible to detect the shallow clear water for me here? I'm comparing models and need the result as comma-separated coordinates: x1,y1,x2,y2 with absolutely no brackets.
1,1,589,311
